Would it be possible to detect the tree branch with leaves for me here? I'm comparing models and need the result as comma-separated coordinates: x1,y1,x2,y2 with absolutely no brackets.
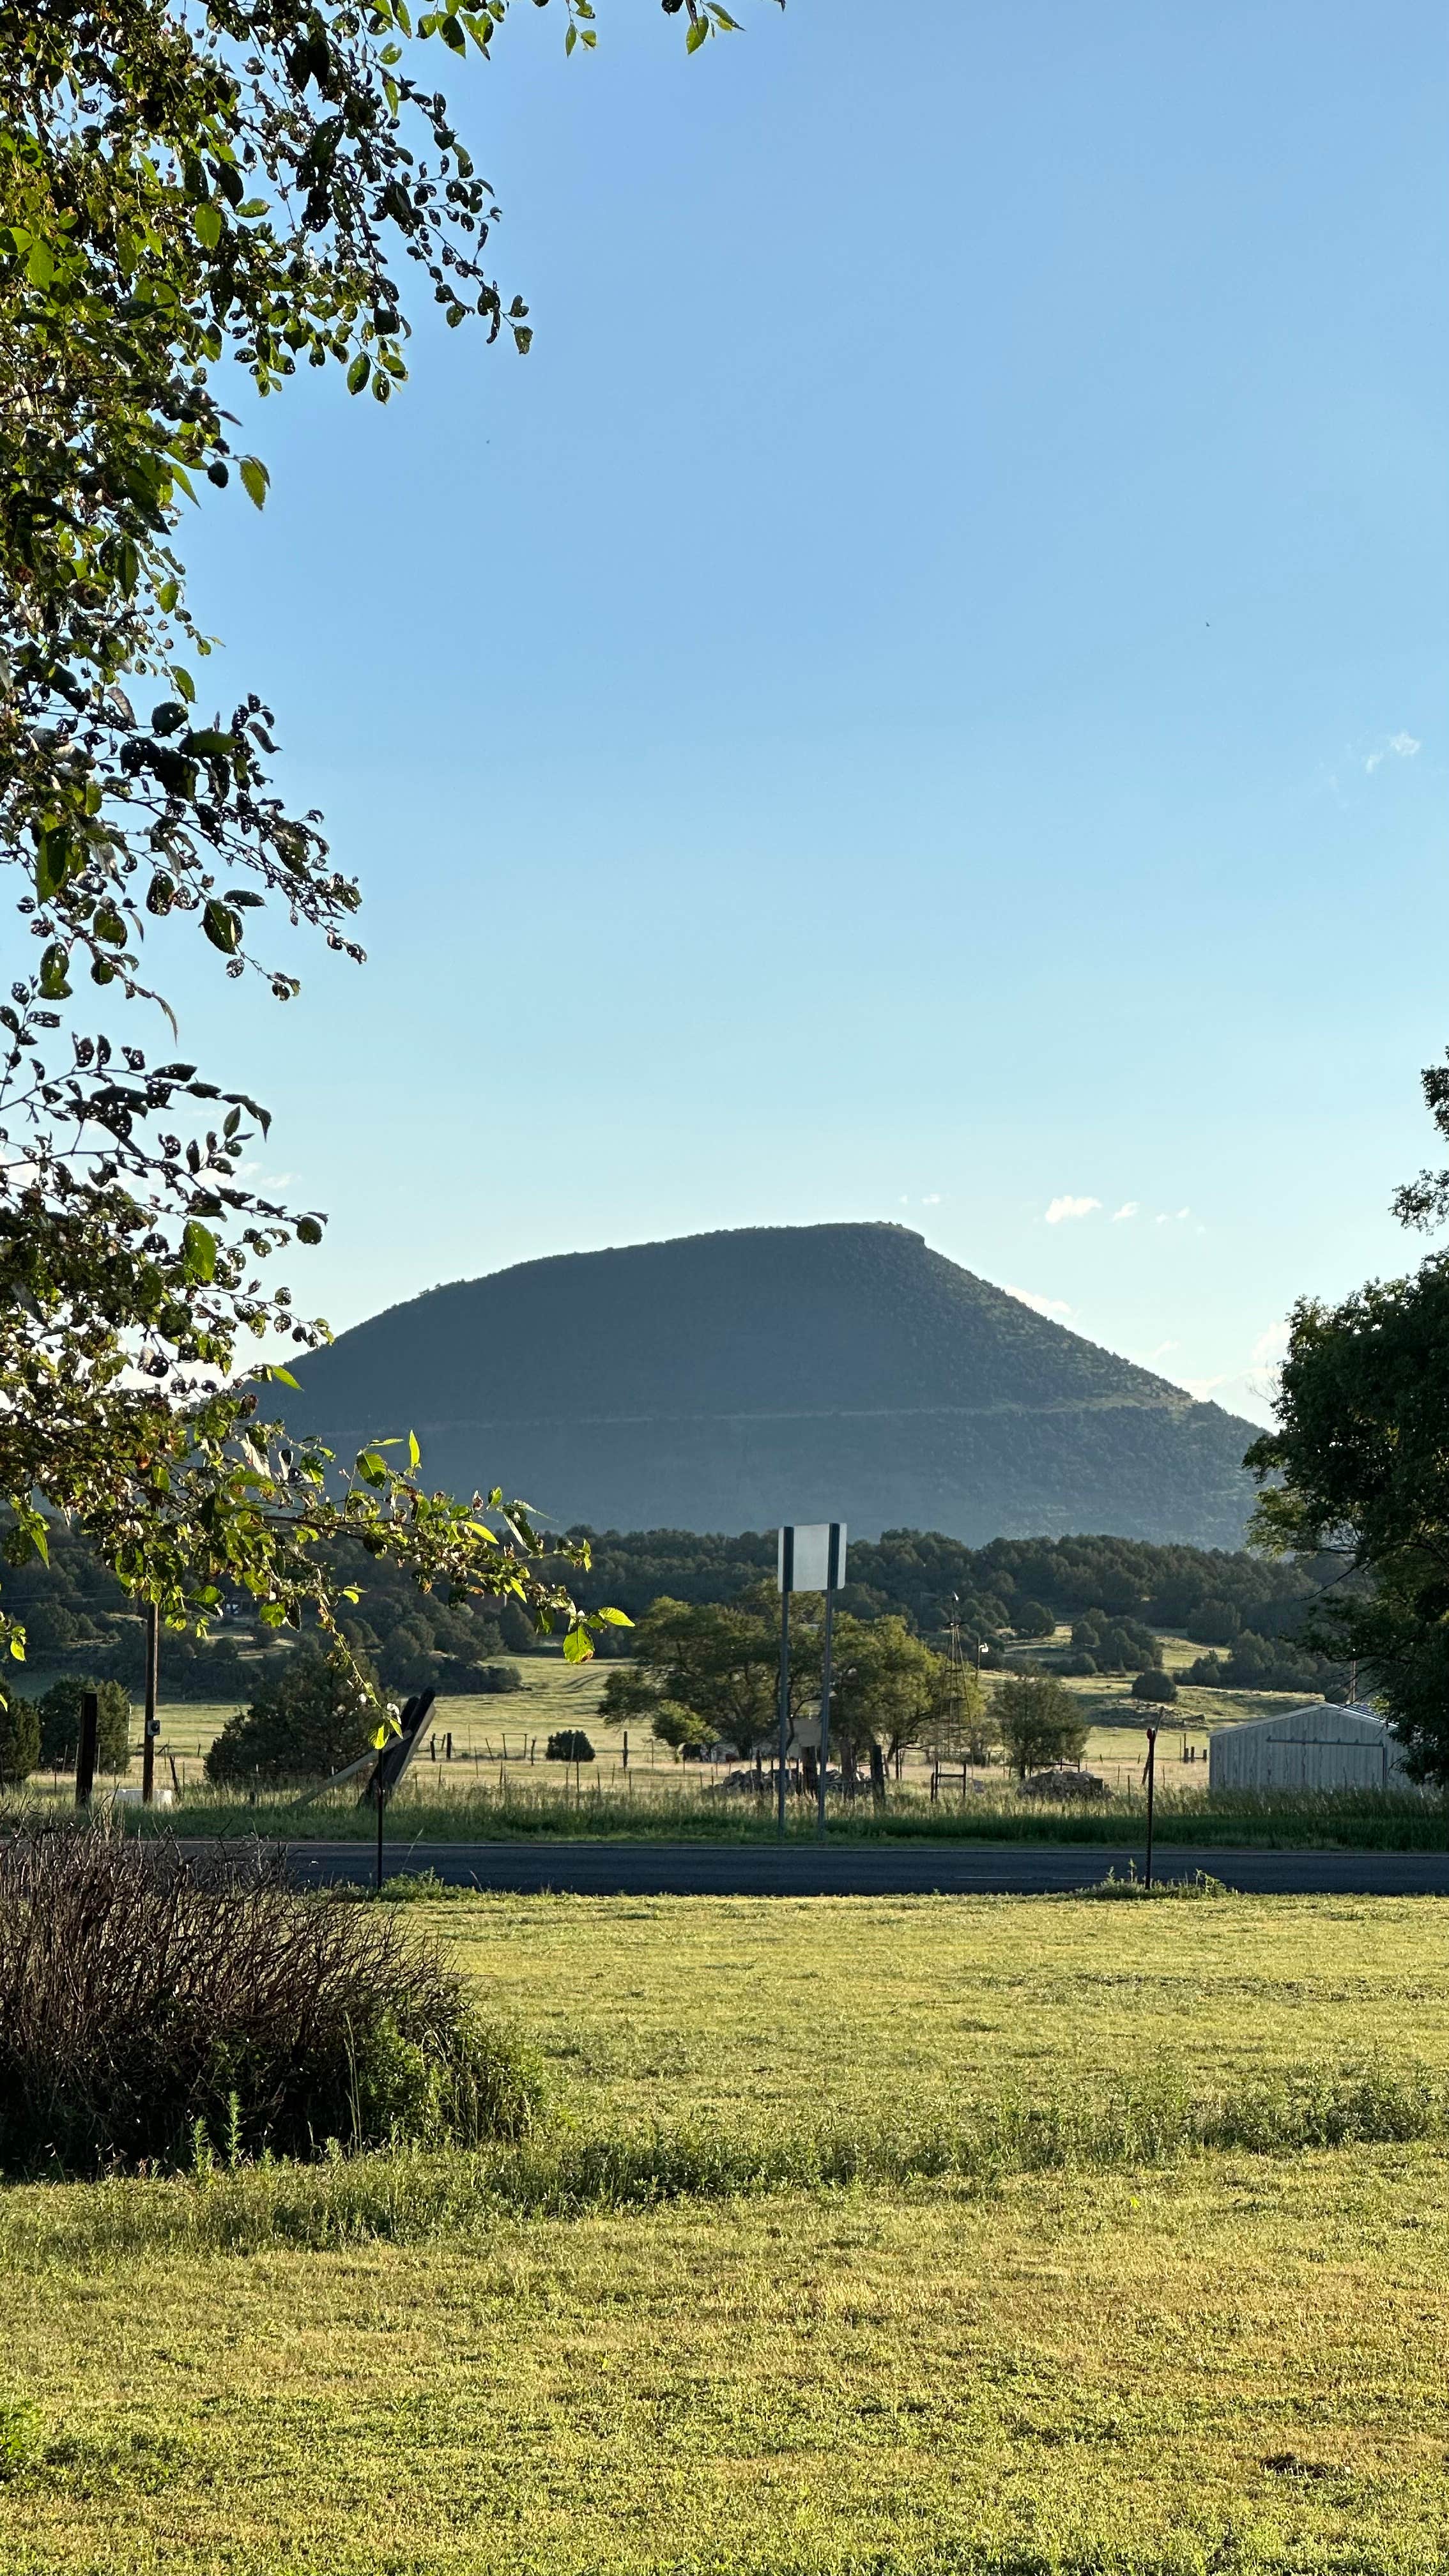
1,0,776,1687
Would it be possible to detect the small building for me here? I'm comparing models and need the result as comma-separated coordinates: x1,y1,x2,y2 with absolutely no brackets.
1208,1702,1411,1795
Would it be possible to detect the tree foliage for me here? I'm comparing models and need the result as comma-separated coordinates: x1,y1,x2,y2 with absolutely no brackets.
0,1689,39,1779
1247,1050,1449,1781
1,0,770,1682
204,1638,376,1781
38,1673,132,1770
606,1590,947,1766
994,1674,1088,1779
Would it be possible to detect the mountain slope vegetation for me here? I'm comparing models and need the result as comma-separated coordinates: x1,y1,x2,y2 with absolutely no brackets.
291,1223,1258,1547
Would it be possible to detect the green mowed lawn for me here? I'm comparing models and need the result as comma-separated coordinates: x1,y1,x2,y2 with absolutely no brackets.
3,2150,1448,2574
441,1891,1449,2128
4,1894,1449,2571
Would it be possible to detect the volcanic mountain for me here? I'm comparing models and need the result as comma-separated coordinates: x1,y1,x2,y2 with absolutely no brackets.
290,1222,1259,1545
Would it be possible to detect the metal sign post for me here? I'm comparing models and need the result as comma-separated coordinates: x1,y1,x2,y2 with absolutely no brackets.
1144,1724,1158,1888
776,1524,847,1843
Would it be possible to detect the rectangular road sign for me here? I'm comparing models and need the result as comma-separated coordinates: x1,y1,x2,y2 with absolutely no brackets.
778,1523,847,1594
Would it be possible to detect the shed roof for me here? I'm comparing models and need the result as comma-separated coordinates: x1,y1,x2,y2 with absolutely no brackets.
1215,1701,1386,1745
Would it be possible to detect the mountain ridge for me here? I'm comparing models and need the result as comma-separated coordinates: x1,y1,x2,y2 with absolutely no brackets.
290,1222,1257,1546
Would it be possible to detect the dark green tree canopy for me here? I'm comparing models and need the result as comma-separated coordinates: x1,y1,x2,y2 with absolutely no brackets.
38,1673,132,1770
994,1673,1088,1779
1247,1050,1449,1782
0,1690,39,1779
204,1639,376,1781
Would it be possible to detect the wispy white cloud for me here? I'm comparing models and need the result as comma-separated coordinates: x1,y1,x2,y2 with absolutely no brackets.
1110,1201,1138,1223
1045,1194,1101,1225
921,1193,941,1206
1140,1339,1179,1362
1005,1283,1072,1319
1366,730,1422,774
1154,1207,1191,1225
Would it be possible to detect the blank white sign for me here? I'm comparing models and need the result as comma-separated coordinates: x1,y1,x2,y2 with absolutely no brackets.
778,1523,847,1593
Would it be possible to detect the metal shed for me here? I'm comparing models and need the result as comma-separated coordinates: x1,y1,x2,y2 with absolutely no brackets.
1208,1702,1410,1795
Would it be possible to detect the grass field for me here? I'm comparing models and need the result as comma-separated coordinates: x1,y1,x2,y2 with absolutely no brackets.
3,1892,1449,2572
22,1650,1440,1847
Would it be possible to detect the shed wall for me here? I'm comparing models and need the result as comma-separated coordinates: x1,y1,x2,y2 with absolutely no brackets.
1209,1715,1408,1794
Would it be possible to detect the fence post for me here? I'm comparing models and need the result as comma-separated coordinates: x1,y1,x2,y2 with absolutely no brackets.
75,1690,98,1809
141,1600,159,1805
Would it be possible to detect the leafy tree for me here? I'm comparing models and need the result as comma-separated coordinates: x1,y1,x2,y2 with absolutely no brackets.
0,1691,39,1780
1185,1597,1241,1646
0,0,746,1690
1131,1667,1177,1705
1246,1048,1449,1778
378,1617,439,1696
995,1675,1088,1778
1012,1598,1055,1639
649,1701,714,1756
604,1597,778,1752
204,1643,376,1783
38,1675,133,1772
821,1614,942,1770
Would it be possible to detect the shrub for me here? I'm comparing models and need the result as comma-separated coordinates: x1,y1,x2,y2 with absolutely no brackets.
546,1730,594,1765
205,1644,377,1784
0,1694,40,1782
38,1678,132,1774
1131,1667,1179,1704
1013,1599,1056,1639
0,1827,546,2174
475,1664,523,1694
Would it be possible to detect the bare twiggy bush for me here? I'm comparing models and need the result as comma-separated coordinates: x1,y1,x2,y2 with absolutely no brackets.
0,1825,544,2174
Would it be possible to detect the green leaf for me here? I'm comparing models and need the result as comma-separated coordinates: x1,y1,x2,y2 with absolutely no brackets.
562,1627,594,1664
239,457,270,510
181,1220,218,1283
172,666,196,705
38,944,71,1000
346,352,371,394
440,13,466,49
263,1364,301,1388
194,202,224,251
408,1430,420,1471
34,831,68,901
686,15,708,50
203,900,241,954
565,19,576,50
26,240,55,288
295,1216,323,1246
595,1606,635,1627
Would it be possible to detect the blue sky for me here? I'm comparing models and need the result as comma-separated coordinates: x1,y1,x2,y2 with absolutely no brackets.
171,0,1445,1427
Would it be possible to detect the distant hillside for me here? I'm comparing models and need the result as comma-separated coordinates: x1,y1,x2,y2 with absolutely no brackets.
289,1222,1259,1547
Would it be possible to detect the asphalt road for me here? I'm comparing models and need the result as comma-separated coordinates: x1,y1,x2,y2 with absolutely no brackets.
271,1839,1449,1897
